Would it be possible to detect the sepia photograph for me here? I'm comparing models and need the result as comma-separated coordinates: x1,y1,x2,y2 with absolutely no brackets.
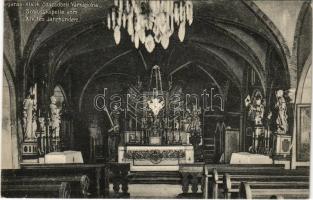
1,0,312,199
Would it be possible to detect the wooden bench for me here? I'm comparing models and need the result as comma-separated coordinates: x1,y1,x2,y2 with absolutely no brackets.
19,162,131,198
239,181,310,199
19,163,109,197
222,168,309,199
203,164,286,198
1,171,90,198
2,181,71,198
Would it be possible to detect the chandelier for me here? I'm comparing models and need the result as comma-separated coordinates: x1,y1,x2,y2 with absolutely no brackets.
106,0,193,53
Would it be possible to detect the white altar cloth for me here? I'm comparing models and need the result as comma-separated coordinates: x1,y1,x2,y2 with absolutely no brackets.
118,145,194,171
44,151,83,164
230,152,273,165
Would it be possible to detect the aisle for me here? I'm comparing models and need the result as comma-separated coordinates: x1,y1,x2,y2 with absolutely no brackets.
128,184,182,199
108,171,202,198
126,171,182,198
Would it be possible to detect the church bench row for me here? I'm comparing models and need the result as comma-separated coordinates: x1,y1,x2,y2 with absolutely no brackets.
2,174,90,198
203,165,309,199
2,180,71,198
239,182,310,199
223,174,309,199
1,163,130,198
202,165,285,198
178,163,285,197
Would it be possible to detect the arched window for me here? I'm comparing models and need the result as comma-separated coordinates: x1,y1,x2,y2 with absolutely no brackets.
53,85,67,109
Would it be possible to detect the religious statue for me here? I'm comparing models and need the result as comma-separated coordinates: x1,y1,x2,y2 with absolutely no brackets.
245,93,265,126
22,93,37,141
110,104,121,132
108,105,122,161
275,90,288,134
183,110,192,132
190,105,201,132
245,90,266,154
38,117,46,135
50,95,61,138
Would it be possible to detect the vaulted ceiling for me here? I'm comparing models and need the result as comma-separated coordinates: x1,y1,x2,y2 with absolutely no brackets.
6,0,306,110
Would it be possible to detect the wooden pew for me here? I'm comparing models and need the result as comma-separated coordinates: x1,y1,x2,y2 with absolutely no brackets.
222,168,309,199
1,172,90,198
19,162,131,198
2,181,71,198
203,164,286,198
239,182,309,199
19,163,109,197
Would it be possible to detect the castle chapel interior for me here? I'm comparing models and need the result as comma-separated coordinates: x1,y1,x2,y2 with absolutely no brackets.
2,0,312,198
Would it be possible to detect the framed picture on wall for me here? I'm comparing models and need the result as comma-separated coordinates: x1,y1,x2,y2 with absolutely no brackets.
296,104,311,162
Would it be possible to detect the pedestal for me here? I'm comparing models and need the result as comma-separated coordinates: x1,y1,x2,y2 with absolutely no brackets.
230,152,273,164
45,151,83,164
273,134,292,158
22,141,38,159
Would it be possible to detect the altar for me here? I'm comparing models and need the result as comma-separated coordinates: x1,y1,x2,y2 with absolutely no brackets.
118,145,194,171
110,66,200,168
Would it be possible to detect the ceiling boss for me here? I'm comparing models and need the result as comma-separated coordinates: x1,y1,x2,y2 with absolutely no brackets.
106,0,193,53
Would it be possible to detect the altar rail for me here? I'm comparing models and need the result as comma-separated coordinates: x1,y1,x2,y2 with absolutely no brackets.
179,163,204,196
2,163,130,198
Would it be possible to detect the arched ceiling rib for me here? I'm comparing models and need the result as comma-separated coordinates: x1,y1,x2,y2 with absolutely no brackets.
25,0,289,69
253,0,304,51
32,15,268,86
17,0,295,109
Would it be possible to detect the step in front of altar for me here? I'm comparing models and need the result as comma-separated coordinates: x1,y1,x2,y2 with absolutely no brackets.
118,145,194,171
128,171,181,184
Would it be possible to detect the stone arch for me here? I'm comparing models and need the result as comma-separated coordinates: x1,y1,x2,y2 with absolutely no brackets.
53,84,69,108
242,0,291,88
3,54,20,169
295,54,312,104
78,50,133,112
291,54,311,169
242,0,291,58
292,2,311,82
